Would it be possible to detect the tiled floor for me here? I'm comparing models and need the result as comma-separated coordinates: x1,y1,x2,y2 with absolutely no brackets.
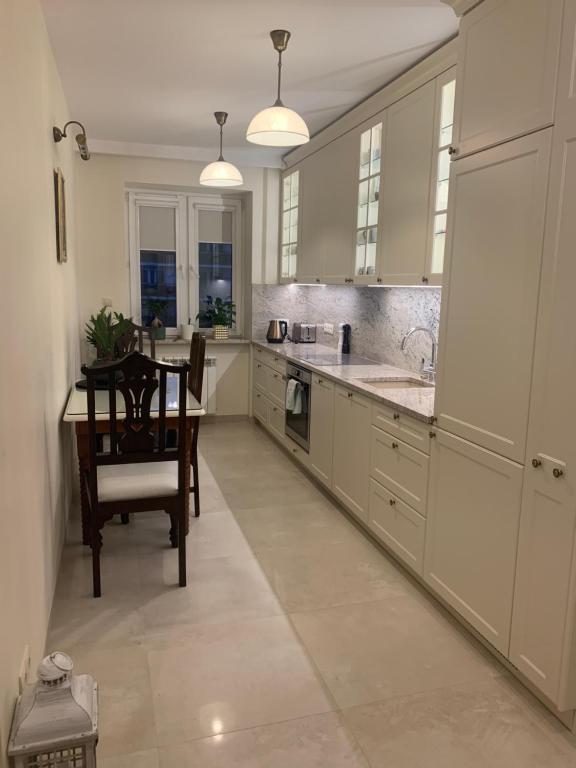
48,421,576,767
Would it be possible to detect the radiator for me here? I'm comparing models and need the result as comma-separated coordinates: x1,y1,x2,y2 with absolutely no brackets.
161,356,217,414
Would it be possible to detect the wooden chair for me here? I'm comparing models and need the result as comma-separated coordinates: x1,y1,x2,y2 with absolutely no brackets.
188,332,206,518
81,351,191,597
116,321,156,360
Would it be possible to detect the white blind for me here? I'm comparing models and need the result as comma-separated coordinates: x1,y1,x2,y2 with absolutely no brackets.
139,206,176,250
198,210,232,243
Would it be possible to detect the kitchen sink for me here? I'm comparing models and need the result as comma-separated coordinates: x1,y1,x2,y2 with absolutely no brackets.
356,377,434,390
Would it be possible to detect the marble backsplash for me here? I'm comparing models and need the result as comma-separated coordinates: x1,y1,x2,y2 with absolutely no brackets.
251,284,441,374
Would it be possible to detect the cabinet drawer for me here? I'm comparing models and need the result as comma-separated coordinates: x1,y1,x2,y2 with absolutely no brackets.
268,368,287,407
368,478,426,575
253,359,269,394
254,345,286,375
286,434,310,467
370,426,429,515
253,390,268,424
312,374,334,391
268,402,286,444
372,403,431,454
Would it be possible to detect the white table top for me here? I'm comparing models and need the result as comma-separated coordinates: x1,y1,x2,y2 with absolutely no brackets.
63,377,204,422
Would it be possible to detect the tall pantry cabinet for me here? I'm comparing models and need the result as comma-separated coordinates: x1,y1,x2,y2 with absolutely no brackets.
427,0,570,707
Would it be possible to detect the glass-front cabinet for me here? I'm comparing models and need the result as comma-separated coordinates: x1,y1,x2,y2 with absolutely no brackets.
355,122,382,280
280,170,299,282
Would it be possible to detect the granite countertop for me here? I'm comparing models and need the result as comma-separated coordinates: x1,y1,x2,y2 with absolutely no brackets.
252,340,435,423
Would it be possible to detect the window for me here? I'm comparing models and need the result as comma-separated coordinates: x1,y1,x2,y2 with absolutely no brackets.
128,192,242,335
431,78,456,275
281,170,299,279
356,123,382,277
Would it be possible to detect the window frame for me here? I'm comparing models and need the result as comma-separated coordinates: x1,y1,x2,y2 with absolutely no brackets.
127,190,243,337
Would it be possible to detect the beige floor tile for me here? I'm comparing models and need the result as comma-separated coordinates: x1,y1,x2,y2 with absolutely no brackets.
158,712,368,768
341,677,574,768
291,595,501,709
99,750,160,768
138,554,282,629
219,478,327,511
148,615,335,744
256,538,416,612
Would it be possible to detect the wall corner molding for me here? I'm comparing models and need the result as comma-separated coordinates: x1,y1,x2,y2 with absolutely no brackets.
441,0,483,16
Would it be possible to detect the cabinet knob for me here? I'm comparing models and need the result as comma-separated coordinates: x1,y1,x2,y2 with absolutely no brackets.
389,498,396,507
531,458,542,468
377,277,383,283
429,431,436,439
421,276,429,284
448,146,459,156
393,412,400,421
316,278,321,283
392,441,399,450
318,379,323,384
553,467,564,479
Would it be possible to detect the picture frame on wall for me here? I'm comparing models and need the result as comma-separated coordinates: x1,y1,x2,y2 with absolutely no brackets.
53,167,67,263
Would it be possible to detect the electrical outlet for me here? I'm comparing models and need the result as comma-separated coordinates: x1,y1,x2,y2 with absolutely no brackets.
18,645,31,694
323,323,334,335
102,297,113,308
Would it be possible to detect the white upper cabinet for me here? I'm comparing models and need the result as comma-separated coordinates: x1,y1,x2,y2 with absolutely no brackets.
353,120,384,284
435,129,552,462
379,81,436,286
452,0,563,158
279,170,300,283
296,153,326,284
510,1,576,709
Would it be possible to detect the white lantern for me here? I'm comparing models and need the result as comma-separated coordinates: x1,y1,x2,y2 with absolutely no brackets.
8,652,98,768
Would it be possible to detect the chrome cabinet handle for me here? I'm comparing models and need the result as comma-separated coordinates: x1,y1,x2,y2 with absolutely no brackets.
553,468,564,478
532,458,542,468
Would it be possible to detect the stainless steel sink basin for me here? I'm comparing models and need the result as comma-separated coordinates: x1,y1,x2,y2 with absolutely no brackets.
356,377,434,390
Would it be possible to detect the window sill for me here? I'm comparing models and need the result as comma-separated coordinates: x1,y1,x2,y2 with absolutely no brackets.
147,337,250,346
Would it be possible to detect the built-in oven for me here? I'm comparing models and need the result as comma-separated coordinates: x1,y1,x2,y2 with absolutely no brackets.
285,363,312,452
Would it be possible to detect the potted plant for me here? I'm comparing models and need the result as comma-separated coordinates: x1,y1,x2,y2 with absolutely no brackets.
147,299,168,341
85,306,133,362
196,295,236,339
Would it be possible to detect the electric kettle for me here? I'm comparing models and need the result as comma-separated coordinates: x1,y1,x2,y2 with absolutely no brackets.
266,319,288,344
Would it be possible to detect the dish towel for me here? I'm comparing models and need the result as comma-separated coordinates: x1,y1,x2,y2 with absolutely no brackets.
285,379,298,411
292,383,303,415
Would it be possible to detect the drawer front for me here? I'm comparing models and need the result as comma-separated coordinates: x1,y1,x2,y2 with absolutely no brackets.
268,402,286,443
253,359,269,394
312,374,335,391
286,434,310,467
254,345,286,375
253,390,268,424
372,402,431,454
368,478,426,574
370,426,429,515
268,368,287,407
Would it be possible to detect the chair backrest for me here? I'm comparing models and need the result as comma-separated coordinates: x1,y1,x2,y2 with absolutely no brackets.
188,332,206,402
116,321,156,360
81,352,191,499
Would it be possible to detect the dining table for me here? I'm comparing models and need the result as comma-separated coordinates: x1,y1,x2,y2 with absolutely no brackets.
63,376,205,545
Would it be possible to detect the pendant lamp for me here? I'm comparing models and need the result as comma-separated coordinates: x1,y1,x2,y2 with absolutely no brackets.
200,112,243,187
246,30,309,147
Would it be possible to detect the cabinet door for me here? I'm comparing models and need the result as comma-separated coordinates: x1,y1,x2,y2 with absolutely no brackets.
379,81,436,285
510,10,576,709
309,375,335,486
332,386,371,521
369,427,429,515
253,359,268,394
435,130,552,462
267,368,286,408
424,430,523,655
253,390,268,425
321,132,359,284
268,402,286,444
452,0,563,158
297,151,326,284
368,479,426,575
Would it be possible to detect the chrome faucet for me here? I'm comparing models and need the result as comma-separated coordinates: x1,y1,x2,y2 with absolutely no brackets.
401,327,437,382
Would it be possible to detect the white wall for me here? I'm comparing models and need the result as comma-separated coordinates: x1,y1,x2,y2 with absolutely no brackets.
0,0,80,762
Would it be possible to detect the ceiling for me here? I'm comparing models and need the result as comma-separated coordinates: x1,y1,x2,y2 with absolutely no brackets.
41,0,458,167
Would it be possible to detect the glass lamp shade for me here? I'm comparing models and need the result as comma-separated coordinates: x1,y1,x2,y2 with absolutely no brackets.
199,160,243,187
246,105,309,147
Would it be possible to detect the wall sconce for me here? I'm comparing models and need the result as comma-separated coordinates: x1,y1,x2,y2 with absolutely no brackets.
53,120,91,160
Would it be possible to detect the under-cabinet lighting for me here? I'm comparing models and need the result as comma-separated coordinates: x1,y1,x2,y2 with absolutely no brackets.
368,284,438,289
296,283,327,287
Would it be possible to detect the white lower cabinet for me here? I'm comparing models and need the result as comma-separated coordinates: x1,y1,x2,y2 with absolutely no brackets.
309,375,334,486
369,426,429,515
267,368,287,408
253,360,268,394
252,390,268,425
332,385,371,522
268,402,286,444
424,429,523,655
368,479,426,574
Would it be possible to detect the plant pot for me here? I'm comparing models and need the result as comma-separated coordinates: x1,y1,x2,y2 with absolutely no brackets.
212,325,229,340
180,324,195,341
152,326,166,341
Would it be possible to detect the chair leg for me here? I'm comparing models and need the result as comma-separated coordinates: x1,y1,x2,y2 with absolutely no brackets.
121,513,130,525
168,511,178,548
91,524,102,598
178,506,187,587
192,461,200,518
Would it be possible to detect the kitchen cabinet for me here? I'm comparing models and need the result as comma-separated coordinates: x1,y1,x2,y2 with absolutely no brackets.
369,426,429,515
371,403,431,455
309,375,335,486
267,368,286,408
424,429,523,655
435,130,552,462
253,360,268,395
332,385,371,521
452,0,563,159
252,390,268,425
268,402,286,444
297,151,326,284
379,81,436,285
368,479,426,575
509,6,576,708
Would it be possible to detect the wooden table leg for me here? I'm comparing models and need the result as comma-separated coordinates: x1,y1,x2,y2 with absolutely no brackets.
184,422,192,536
76,430,91,546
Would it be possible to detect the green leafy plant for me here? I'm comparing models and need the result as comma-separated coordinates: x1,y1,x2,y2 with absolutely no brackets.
85,306,133,360
196,295,236,328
